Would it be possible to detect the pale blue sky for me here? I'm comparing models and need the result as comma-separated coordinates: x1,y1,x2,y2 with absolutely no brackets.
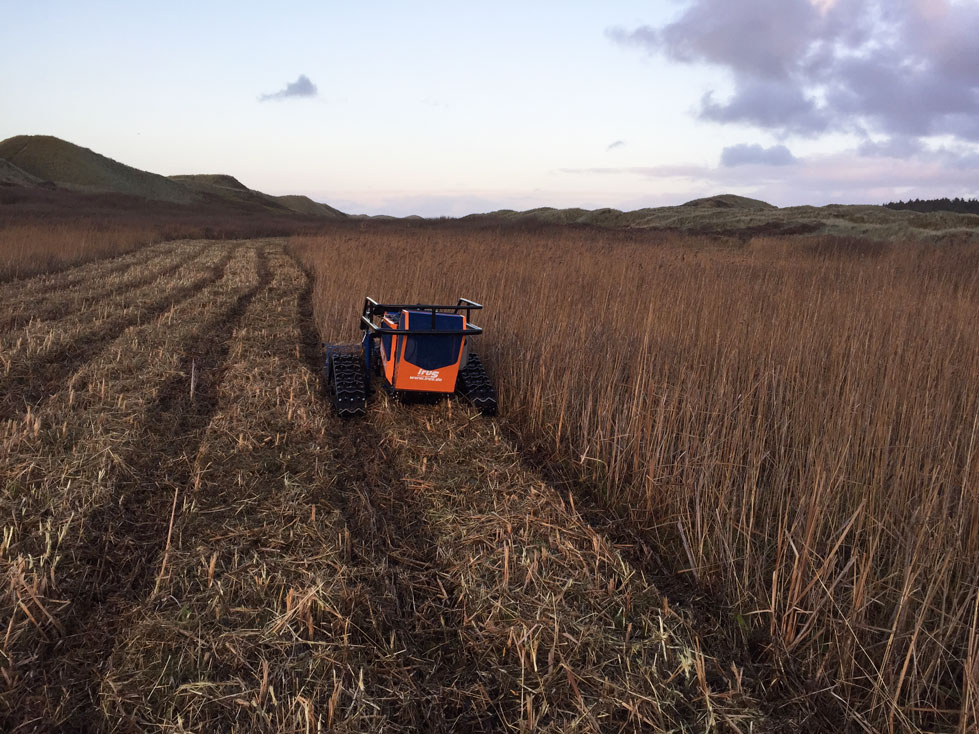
2,1,977,216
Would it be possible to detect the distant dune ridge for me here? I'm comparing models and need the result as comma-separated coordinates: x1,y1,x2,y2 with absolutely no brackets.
2,134,978,241
170,174,345,218
680,194,776,210
463,194,979,241
0,135,346,219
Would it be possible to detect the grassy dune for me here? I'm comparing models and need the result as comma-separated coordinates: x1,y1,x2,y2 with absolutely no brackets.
463,197,979,242
0,135,347,280
0,135,195,203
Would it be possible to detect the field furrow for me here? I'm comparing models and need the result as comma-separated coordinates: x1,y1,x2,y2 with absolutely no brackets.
32,246,271,729
101,249,391,730
321,418,510,731
0,242,267,729
0,245,235,421
0,239,181,301
0,241,206,333
0,242,227,356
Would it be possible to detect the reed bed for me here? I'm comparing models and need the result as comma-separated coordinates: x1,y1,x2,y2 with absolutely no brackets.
292,224,979,732
94,247,751,732
0,221,162,281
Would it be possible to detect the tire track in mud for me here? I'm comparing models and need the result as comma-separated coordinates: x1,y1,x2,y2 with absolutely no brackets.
14,247,273,733
0,244,207,334
0,248,235,422
296,280,507,732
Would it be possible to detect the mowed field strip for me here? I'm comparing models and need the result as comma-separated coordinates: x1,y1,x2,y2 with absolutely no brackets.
2,240,781,732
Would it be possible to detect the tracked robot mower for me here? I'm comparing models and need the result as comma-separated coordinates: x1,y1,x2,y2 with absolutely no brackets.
325,297,497,417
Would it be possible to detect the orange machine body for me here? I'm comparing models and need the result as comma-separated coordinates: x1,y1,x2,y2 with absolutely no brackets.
378,309,467,393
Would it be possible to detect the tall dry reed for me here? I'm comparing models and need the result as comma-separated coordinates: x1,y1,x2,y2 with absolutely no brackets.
0,221,161,281
292,224,979,732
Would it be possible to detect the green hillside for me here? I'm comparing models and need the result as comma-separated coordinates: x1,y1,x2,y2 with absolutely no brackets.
0,135,347,219
464,195,979,241
0,158,47,188
0,135,196,203
272,194,346,219
168,175,346,220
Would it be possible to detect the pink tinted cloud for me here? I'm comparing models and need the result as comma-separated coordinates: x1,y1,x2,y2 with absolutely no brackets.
610,0,979,144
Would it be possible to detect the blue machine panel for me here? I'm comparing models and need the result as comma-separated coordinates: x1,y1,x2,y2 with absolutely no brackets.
399,311,464,370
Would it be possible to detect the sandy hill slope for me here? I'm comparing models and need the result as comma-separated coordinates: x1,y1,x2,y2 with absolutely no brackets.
168,173,250,191
272,194,345,218
169,173,291,213
0,135,197,203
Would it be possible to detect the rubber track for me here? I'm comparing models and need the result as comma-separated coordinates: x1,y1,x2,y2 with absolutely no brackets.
0,245,206,334
0,248,234,422
329,352,367,416
16,248,274,732
456,352,498,415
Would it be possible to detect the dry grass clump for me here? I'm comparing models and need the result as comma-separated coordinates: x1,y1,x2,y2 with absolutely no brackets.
292,223,979,732
0,243,261,728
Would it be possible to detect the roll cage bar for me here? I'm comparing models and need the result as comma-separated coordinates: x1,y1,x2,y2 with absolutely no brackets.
360,297,484,336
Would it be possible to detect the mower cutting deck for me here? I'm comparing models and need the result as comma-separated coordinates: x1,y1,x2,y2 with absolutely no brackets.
324,297,497,417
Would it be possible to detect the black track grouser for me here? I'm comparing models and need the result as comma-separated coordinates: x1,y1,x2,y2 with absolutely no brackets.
324,297,498,417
